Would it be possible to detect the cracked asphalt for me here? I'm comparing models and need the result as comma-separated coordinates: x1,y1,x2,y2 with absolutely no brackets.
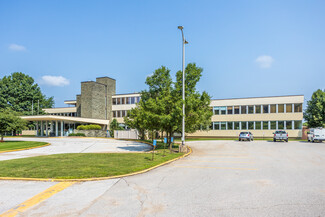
1,140,325,216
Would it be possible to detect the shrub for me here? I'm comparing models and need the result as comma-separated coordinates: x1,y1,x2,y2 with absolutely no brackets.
68,133,86,137
77,125,102,130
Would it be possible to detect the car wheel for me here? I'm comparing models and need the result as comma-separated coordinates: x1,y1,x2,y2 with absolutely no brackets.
286,139,288,142
273,139,276,142
248,138,251,141
239,138,241,141
308,139,310,142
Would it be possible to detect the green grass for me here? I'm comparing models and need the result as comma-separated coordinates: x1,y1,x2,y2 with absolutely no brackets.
0,141,48,152
0,151,184,179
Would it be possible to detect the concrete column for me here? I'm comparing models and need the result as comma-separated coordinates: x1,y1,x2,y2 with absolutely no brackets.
55,120,58,137
253,121,256,130
36,121,39,136
276,121,278,130
292,103,294,113
284,104,286,113
276,104,278,113
50,121,53,136
41,121,44,136
61,121,64,136
45,121,48,137
284,121,287,130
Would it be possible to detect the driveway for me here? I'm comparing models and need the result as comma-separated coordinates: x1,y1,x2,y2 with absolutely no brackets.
0,137,151,161
1,140,325,216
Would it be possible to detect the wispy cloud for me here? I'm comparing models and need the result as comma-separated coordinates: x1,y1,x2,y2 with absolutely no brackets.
40,75,70,87
255,55,274,68
8,43,26,51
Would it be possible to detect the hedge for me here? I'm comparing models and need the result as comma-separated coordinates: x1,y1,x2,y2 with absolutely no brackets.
76,125,102,130
68,133,86,137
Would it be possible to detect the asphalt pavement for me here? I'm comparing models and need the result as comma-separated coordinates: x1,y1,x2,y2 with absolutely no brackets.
1,140,325,217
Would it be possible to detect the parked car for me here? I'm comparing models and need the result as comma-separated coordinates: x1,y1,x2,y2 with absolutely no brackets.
273,130,288,142
239,132,253,141
308,128,325,143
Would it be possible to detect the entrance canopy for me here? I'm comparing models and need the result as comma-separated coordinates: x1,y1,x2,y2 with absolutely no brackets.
21,115,109,126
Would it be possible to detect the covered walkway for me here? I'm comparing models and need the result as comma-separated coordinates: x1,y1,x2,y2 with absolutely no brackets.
21,115,109,137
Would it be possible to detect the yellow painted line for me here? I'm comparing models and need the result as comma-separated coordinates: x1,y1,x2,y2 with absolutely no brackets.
174,165,258,171
182,160,255,164
0,147,192,182
0,143,51,154
0,182,75,217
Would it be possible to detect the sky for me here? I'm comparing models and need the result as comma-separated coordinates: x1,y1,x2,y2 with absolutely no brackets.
0,0,324,107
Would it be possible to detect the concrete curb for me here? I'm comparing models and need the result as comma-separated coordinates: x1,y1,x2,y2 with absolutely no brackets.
0,147,192,182
0,143,51,154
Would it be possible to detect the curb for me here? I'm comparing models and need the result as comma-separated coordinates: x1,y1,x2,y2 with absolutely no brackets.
0,147,192,182
0,143,51,154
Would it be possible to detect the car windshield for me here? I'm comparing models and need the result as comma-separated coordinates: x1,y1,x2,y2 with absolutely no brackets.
275,131,286,134
240,132,248,134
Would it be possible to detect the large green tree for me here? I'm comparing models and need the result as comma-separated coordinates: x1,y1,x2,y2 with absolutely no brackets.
125,63,212,146
304,89,325,128
0,108,27,142
0,72,54,115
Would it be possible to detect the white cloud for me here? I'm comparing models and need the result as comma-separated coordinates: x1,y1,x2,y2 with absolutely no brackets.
8,43,26,51
255,55,274,68
40,75,70,87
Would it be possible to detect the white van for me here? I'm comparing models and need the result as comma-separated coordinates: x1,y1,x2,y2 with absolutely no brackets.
308,128,325,142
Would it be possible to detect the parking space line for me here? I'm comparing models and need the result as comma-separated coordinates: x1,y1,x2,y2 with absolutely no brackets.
181,160,255,164
173,165,258,170
0,182,75,217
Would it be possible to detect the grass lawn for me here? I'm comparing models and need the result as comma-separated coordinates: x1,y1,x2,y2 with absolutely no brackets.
0,151,184,179
0,141,48,152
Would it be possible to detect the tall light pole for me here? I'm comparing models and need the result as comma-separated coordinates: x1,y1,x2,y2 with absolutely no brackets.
178,26,188,148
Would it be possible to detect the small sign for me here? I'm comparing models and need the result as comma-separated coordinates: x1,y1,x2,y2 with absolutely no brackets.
153,140,157,146
171,137,174,143
164,138,167,144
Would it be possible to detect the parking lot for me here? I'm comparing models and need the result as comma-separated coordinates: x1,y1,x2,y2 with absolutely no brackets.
1,140,325,217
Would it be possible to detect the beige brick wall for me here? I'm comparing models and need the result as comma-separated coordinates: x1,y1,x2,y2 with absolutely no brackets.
212,113,303,122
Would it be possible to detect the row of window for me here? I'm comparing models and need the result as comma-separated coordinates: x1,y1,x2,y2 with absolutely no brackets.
50,113,76,117
112,110,128,118
112,96,141,105
213,103,302,115
207,120,302,130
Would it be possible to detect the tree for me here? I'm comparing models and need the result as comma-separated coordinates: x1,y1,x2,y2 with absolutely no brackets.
124,63,213,148
0,72,54,115
0,108,27,142
109,119,124,138
304,89,325,128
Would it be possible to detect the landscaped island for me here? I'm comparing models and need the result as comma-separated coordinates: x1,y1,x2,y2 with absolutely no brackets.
0,141,48,152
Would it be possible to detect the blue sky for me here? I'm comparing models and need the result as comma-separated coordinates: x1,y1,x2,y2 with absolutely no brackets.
0,0,324,107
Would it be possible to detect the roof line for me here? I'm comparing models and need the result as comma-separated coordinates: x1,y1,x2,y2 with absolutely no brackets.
96,76,116,81
113,92,140,96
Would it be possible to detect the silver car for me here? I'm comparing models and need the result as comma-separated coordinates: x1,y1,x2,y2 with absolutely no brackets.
239,132,254,141
273,130,288,142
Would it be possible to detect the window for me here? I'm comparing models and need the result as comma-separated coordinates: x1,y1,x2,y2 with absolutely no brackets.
270,104,276,113
131,97,135,104
227,122,233,130
255,121,261,130
122,110,126,117
255,105,261,114
220,107,226,115
278,104,284,113
117,98,121,105
294,121,302,129
286,121,292,130
263,105,269,113
112,111,116,117
214,122,220,130
136,97,141,103
234,106,240,114
213,107,220,115
241,121,247,130
241,106,247,114
227,106,233,115
121,97,125,104
278,121,284,129
248,121,254,130
234,122,240,130
248,106,254,114
113,98,116,105
270,121,276,130
220,122,226,130
209,123,213,130
286,104,292,113
263,121,269,130
294,104,302,112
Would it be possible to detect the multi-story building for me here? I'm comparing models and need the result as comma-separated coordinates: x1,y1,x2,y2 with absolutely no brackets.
22,76,304,138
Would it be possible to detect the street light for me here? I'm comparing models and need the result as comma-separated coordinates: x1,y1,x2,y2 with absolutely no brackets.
178,26,188,149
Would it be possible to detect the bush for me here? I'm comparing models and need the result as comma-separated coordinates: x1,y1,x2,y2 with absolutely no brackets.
77,125,102,130
68,133,86,137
